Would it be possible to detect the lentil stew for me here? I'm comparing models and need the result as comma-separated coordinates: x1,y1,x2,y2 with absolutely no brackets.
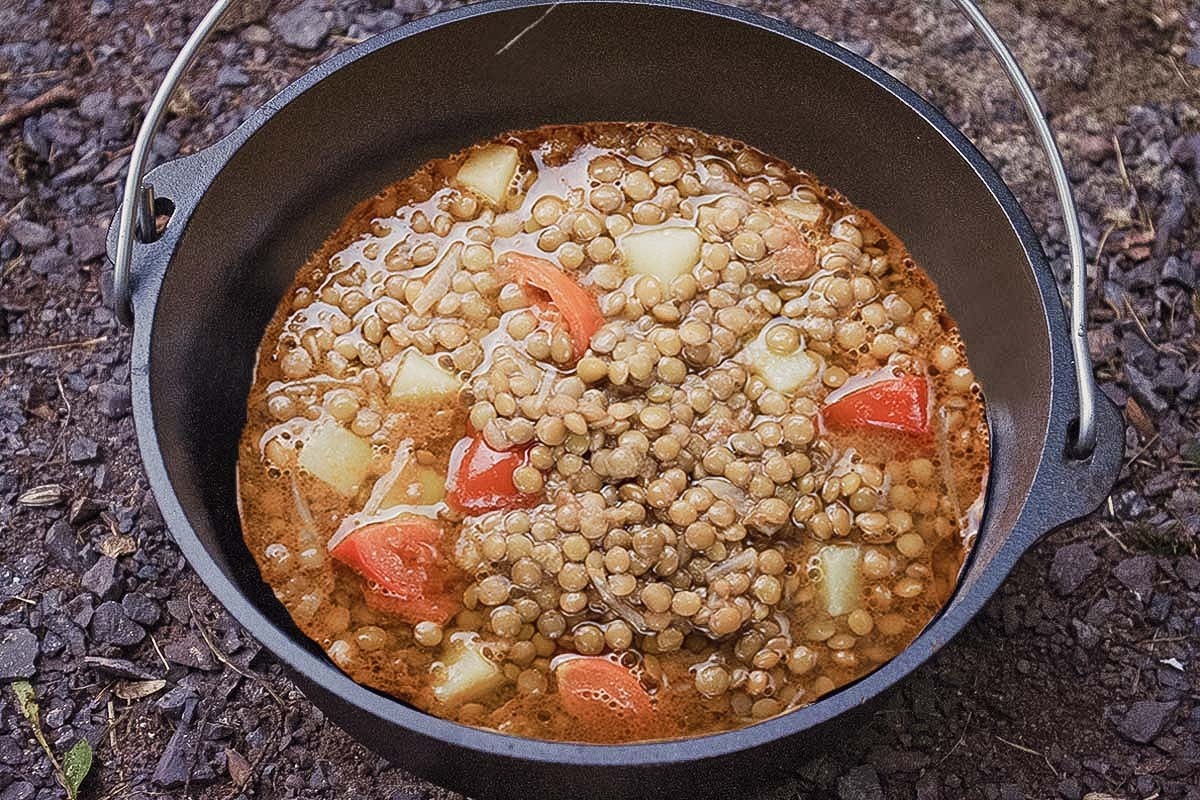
236,122,989,743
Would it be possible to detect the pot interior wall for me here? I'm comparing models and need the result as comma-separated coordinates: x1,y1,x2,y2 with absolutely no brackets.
147,3,1049,652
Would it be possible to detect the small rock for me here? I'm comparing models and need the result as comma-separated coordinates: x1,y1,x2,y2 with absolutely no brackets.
78,91,113,121
275,0,333,49
69,225,108,262
1,782,35,800
1049,543,1100,596
0,629,39,679
122,593,160,626
67,436,99,463
80,556,119,599
1162,256,1196,288
216,66,251,87
164,635,218,671
1113,555,1157,601
1177,557,1200,590
1072,619,1101,649
91,601,145,646
94,382,132,419
1125,364,1168,414
154,698,214,787
30,247,68,276
43,519,81,569
8,220,54,250
837,765,884,800
1116,700,1179,744
242,23,272,44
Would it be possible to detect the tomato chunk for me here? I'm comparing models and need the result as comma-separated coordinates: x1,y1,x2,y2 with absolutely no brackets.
822,374,931,436
554,657,657,741
330,517,460,624
445,434,540,515
504,252,604,360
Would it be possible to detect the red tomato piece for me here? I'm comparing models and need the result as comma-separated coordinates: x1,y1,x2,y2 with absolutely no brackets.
330,517,460,625
554,657,657,741
445,434,541,515
822,374,931,436
504,251,604,360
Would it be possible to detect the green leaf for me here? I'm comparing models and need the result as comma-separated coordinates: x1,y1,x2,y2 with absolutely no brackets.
62,739,93,800
11,680,38,722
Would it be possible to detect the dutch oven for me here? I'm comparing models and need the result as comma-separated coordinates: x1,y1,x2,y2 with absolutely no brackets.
107,1,1124,797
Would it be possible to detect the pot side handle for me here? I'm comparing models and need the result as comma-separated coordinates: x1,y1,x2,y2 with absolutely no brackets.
1028,390,1125,536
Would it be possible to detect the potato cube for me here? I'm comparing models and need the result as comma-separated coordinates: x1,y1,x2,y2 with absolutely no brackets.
390,351,461,403
622,228,701,282
298,423,373,497
745,339,818,395
380,466,446,508
432,639,502,706
819,545,862,617
455,144,520,206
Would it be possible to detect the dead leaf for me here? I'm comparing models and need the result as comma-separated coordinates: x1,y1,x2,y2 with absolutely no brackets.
98,534,137,558
1124,397,1155,439
225,748,252,787
114,679,166,701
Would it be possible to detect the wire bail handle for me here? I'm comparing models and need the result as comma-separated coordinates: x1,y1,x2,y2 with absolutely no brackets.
110,0,1097,457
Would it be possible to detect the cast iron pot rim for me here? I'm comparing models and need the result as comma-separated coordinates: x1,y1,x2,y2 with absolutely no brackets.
128,0,1091,768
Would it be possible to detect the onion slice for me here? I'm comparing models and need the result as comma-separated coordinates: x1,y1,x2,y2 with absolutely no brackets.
412,242,462,315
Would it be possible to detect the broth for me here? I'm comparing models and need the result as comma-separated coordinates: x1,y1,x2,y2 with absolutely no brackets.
237,123,989,743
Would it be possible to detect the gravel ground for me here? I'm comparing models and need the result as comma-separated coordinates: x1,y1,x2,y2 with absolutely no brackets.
1,1,1198,798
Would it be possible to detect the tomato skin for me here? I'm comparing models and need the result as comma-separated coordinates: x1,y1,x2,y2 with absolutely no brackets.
330,517,459,624
822,375,931,436
445,434,541,515
554,657,657,740
504,252,604,360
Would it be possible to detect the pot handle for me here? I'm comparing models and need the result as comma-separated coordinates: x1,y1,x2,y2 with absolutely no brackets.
110,0,1102,459
110,0,235,327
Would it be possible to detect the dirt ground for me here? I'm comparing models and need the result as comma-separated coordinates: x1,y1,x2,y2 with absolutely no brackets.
1,1,1197,798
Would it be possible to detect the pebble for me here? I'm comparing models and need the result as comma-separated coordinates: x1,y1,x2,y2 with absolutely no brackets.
1048,543,1099,596
163,635,219,671
1112,555,1156,601
69,225,108,262
837,765,884,800
8,220,53,250
90,601,145,646
216,66,251,88
1115,700,1179,744
80,555,119,599
275,0,333,50
43,519,82,569
0,629,39,679
121,593,160,626
94,382,132,419
66,436,99,463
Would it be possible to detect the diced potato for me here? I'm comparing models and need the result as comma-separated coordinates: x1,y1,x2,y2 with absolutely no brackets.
390,351,461,403
454,144,519,206
298,423,373,497
433,639,502,706
381,466,446,508
622,228,701,282
819,545,862,617
745,339,818,395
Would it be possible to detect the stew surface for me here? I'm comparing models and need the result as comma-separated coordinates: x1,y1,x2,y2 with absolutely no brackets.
237,123,989,743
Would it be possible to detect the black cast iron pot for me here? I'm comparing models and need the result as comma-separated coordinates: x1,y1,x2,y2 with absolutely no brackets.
108,1,1124,797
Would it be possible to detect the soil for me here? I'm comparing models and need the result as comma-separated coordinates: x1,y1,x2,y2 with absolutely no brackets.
1,1,1197,799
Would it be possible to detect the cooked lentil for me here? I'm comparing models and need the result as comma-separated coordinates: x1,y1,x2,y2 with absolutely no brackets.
238,123,988,745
